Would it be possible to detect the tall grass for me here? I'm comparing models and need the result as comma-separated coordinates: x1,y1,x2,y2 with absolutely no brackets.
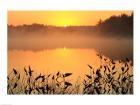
83,54,133,94
8,54,133,94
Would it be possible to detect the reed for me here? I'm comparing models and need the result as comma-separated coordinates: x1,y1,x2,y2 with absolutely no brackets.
8,55,133,94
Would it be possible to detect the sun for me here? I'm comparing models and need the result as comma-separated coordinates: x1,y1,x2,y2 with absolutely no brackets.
64,46,66,51
64,24,67,27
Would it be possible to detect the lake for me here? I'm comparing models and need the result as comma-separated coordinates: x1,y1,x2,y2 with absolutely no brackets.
8,47,133,82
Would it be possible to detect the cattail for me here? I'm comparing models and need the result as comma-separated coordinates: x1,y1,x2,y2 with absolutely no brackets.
46,84,50,91
36,88,40,93
104,58,107,61
85,74,92,79
87,64,92,69
13,68,17,75
13,83,17,89
56,83,59,87
52,75,54,80
56,71,60,76
122,77,127,82
121,67,124,71
24,67,28,75
64,82,72,86
29,87,32,94
104,66,106,71
35,74,41,81
112,65,115,70
126,58,130,62
48,74,51,77
41,76,45,82
18,74,20,80
63,73,72,77
28,66,33,76
112,71,117,75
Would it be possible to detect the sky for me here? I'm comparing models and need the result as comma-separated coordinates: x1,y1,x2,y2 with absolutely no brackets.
8,11,132,26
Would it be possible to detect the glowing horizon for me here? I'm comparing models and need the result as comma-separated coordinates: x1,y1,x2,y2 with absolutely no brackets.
8,11,132,26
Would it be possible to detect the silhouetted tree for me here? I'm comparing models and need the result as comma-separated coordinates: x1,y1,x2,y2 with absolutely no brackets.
95,13,133,37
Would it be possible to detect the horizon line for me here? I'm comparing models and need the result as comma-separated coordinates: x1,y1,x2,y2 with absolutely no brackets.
8,23,97,27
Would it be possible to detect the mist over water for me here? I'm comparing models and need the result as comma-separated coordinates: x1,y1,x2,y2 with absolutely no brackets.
9,33,133,60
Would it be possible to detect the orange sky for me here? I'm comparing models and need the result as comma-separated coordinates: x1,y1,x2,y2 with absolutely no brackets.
8,11,132,26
